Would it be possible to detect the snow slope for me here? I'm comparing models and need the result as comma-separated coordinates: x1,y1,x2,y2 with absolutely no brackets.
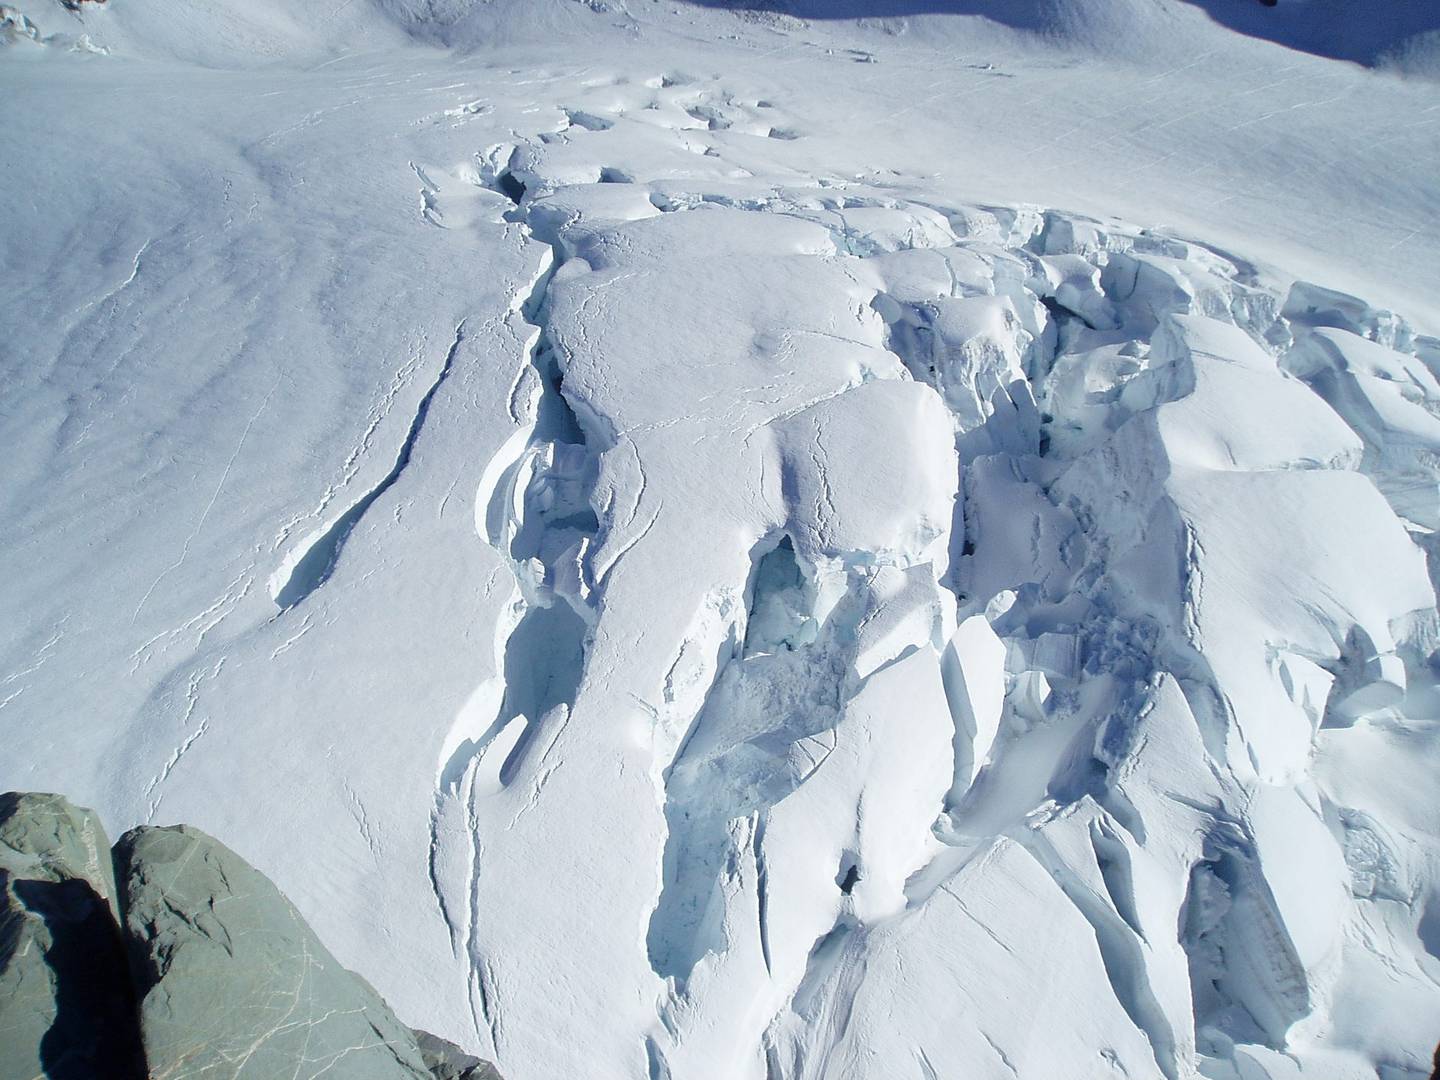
3,1,1440,1078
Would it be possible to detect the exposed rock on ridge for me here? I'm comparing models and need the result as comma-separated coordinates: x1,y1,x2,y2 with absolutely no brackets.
0,791,144,1080
0,792,500,1080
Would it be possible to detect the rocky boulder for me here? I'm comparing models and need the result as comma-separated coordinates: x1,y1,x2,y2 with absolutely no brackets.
415,1031,506,1080
0,791,144,1080
116,823,441,1079
0,793,504,1080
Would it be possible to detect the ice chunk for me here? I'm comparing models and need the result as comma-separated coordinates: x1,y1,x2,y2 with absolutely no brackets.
765,838,1159,1079
1282,281,1414,352
940,614,1007,801
776,379,956,570
1035,252,1120,330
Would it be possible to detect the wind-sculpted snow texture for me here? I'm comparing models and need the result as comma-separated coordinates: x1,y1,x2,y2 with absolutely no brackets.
4,2,1440,1079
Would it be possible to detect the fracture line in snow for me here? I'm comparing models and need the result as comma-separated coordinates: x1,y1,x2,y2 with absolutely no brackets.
73,237,152,321
428,176,618,1055
132,377,280,625
143,656,227,822
271,323,466,611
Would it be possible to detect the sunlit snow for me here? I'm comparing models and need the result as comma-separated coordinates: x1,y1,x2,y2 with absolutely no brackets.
4,1,1440,1078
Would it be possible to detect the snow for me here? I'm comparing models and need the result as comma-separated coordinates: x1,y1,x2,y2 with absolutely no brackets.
3,1,1440,1078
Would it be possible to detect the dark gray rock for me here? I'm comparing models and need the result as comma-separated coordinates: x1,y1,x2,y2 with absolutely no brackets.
116,823,438,1080
0,799,503,1080
0,791,145,1080
414,1030,506,1080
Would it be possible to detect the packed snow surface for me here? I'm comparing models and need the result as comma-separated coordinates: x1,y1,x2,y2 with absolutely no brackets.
4,1,1440,1078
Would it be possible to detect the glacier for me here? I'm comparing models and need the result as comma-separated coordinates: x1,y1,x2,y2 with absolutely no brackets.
2,1,1440,1078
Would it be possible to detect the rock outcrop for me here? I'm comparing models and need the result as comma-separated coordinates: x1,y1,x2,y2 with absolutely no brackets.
117,823,444,1080
0,792,144,1080
0,793,502,1080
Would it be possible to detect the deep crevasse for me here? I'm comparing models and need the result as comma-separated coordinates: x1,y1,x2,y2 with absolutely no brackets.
422,117,1440,1080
